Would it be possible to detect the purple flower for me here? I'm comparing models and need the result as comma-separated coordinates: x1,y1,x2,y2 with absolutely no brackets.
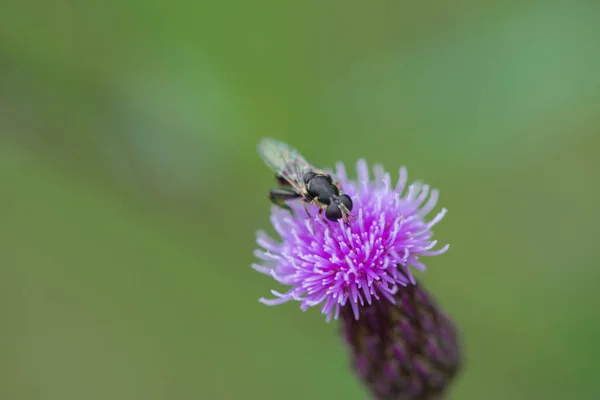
253,155,462,399
252,159,449,322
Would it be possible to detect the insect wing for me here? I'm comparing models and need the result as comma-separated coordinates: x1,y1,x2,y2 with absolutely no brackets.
257,138,314,194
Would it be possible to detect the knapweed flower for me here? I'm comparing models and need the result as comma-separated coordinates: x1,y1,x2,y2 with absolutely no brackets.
253,158,461,400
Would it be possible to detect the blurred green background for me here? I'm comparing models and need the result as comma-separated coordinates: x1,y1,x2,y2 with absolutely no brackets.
1,1,599,399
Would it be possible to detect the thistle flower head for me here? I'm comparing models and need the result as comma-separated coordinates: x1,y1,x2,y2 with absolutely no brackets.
252,159,449,322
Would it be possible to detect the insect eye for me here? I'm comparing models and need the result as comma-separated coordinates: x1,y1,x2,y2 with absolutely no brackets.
325,203,342,221
339,194,353,211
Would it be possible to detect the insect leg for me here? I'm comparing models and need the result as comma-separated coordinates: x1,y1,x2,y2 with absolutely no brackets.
269,188,301,213
343,207,353,227
302,201,318,233
275,174,292,188
317,207,326,221
343,215,352,227
302,200,313,219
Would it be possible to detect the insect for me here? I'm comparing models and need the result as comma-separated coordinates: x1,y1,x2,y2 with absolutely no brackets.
257,137,353,223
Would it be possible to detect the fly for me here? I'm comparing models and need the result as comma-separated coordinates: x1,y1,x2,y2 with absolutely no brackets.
257,137,353,223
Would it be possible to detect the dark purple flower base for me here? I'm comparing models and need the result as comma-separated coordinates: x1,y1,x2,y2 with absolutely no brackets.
341,270,461,400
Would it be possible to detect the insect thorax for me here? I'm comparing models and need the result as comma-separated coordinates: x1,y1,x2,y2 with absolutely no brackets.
307,175,339,204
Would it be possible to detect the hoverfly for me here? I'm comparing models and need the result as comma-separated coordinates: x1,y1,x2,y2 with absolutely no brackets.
257,137,353,223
